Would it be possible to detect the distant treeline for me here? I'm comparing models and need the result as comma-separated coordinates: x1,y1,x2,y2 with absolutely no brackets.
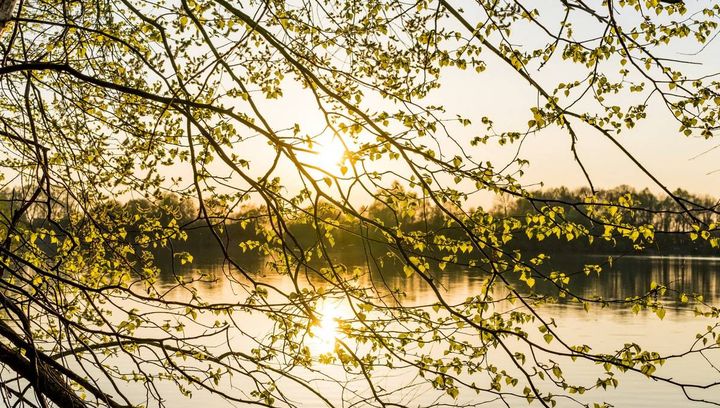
116,185,720,258
4,185,718,264
493,185,719,256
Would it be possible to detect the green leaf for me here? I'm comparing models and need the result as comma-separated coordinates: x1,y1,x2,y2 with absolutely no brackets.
403,265,415,277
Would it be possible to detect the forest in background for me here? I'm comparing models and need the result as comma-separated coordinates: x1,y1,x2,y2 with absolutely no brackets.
6,184,717,270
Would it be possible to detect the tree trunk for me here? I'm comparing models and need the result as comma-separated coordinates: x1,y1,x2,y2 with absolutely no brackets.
0,341,88,408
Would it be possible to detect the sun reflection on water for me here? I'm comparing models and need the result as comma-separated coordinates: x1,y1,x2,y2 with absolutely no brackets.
308,302,343,356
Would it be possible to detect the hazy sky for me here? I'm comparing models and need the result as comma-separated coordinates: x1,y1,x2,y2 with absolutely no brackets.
254,46,720,210
437,58,720,200
166,1,720,210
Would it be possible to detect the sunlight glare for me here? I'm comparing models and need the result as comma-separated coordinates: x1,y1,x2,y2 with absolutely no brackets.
308,303,341,356
308,135,346,173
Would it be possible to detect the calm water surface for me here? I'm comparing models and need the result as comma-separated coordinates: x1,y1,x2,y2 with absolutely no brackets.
146,255,720,408
4,256,706,407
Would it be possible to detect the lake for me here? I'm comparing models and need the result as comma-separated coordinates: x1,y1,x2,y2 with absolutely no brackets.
141,254,720,408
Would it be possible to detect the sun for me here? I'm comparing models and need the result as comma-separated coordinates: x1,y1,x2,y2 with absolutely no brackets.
306,135,347,173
